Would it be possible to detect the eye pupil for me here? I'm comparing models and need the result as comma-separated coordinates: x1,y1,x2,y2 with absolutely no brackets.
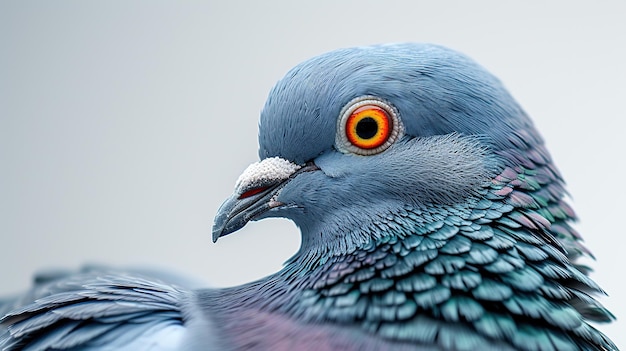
355,117,378,139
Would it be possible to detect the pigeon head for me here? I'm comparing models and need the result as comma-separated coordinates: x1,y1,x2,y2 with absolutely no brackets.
213,44,535,254
259,43,531,162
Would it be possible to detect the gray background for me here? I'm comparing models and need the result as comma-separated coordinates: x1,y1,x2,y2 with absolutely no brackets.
1,1,623,348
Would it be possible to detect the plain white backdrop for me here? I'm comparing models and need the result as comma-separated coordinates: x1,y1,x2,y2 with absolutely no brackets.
1,1,623,348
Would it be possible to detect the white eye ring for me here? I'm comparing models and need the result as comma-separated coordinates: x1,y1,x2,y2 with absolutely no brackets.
335,95,404,155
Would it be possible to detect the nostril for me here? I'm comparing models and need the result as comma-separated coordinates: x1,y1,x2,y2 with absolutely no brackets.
238,186,270,199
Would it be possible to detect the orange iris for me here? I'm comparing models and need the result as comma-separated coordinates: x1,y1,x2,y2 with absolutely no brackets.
345,105,392,149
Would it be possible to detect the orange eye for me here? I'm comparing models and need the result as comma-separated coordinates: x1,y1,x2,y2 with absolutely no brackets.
336,96,403,155
345,106,391,149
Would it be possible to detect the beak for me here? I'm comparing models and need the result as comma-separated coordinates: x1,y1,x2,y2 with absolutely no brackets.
212,159,319,242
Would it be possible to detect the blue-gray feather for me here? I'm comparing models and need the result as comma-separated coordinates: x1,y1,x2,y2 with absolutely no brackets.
1,273,191,350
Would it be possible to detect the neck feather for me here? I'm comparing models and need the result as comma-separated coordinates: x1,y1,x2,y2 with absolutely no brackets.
202,143,614,350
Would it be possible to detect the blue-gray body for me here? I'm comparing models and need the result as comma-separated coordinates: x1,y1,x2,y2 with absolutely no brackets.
0,44,617,350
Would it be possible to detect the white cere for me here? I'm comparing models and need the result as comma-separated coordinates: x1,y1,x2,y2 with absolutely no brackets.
235,157,302,194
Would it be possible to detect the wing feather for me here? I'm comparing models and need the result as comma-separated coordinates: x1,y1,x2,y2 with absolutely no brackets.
1,272,191,351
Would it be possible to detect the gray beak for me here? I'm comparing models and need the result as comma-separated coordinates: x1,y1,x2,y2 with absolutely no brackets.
211,159,319,242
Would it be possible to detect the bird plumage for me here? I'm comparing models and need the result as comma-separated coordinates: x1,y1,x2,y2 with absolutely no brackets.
1,43,617,350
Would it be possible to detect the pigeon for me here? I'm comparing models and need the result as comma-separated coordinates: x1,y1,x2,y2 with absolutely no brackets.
0,43,617,350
